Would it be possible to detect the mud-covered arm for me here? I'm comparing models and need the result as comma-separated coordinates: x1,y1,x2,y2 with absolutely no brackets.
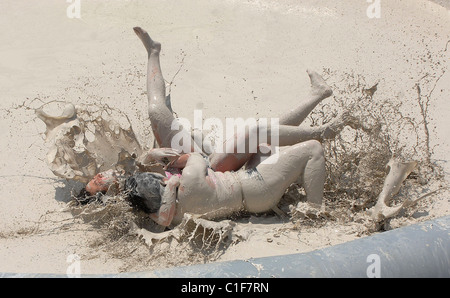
149,175,180,227
151,153,207,226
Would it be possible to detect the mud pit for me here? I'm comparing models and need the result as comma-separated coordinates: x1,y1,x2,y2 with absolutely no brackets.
0,0,449,275
35,78,446,271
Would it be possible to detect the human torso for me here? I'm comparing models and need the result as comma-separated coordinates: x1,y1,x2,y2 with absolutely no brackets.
172,168,244,225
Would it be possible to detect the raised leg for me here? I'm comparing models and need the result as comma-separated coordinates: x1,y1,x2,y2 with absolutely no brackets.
209,70,334,172
133,27,165,107
134,27,199,153
279,69,333,126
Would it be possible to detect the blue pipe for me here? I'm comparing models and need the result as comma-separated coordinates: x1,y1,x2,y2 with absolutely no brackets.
123,215,450,278
1,215,449,278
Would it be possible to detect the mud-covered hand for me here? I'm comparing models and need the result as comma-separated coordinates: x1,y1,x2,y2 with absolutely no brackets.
139,148,181,167
150,175,180,227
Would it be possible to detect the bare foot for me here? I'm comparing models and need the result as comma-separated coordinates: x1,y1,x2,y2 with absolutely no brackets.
307,69,333,99
133,27,161,54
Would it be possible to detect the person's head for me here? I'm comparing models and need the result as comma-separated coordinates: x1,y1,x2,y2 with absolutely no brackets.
124,172,165,213
85,169,119,195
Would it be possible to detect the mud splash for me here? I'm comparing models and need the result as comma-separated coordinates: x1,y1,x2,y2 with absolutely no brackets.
36,101,143,183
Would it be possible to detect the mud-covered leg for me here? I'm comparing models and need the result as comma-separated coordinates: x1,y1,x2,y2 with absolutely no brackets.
134,27,198,153
133,27,166,107
209,70,333,172
242,140,326,213
279,69,333,126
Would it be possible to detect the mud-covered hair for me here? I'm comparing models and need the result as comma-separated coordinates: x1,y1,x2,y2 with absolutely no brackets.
124,172,165,213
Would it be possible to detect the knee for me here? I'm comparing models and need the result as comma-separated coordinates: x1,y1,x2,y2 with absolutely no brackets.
304,140,324,160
